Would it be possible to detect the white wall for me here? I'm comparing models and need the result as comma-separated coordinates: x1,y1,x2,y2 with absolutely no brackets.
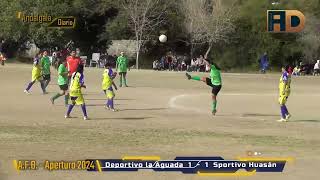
107,40,139,58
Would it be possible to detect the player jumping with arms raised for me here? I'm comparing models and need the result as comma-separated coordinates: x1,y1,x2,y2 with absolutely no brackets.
186,59,222,115
278,66,291,122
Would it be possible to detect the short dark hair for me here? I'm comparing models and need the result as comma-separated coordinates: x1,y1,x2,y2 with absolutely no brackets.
206,59,221,70
212,62,221,70
77,64,84,73
283,65,290,71
104,62,111,68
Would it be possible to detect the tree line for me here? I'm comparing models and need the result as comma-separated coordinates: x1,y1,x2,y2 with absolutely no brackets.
1,0,320,69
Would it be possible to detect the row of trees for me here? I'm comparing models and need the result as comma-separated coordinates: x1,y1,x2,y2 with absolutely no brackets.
1,0,320,69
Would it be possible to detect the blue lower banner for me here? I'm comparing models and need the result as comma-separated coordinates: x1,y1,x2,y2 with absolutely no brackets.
86,156,293,176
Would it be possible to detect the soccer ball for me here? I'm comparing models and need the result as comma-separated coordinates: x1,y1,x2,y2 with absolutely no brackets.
159,34,167,43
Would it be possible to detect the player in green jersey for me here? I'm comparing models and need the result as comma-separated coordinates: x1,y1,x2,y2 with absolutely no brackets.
50,59,69,106
186,59,222,115
116,52,129,87
41,50,51,93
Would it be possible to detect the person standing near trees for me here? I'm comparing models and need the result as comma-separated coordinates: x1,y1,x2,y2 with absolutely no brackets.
260,52,269,74
116,51,129,87
0,52,6,66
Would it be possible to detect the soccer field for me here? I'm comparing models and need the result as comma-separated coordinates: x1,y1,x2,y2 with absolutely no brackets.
0,64,319,180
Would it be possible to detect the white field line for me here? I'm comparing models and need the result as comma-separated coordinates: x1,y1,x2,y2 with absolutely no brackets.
168,92,320,112
168,94,266,120
168,93,319,120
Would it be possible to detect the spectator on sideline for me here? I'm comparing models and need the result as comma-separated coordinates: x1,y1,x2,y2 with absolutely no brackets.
190,58,197,72
260,52,269,73
167,54,173,71
199,55,206,72
313,60,320,76
288,66,293,75
153,60,159,70
293,65,300,76
0,52,6,66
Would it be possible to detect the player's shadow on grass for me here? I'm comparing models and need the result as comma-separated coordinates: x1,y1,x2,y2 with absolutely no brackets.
290,120,320,123
93,117,153,121
86,104,123,107
117,108,167,111
86,98,134,101
241,113,279,117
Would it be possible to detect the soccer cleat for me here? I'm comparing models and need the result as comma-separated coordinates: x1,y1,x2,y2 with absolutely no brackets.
105,106,111,110
83,116,89,120
277,118,287,122
285,114,291,120
64,115,71,119
212,110,217,116
111,109,118,112
24,90,30,94
185,73,191,80
50,98,54,105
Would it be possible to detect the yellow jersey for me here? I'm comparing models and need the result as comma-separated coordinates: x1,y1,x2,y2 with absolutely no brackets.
279,71,291,96
31,58,42,81
102,68,113,90
69,72,84,97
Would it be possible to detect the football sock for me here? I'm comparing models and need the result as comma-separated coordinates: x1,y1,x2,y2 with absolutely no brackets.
81,104,88,117
124,77,127,86
212,100,217,112
64,94,69,105
109,99,114,109
280,105,286,119
45,80,50,88
283,105,289,115
191,76,201,81
106,99,110,107
40,81,46,93
66,104,74,116
26,81,35,91
52,93,62,100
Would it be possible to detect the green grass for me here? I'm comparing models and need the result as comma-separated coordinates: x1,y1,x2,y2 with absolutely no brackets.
1,125,318,150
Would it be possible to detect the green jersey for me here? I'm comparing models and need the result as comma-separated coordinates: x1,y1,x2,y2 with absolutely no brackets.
116,56,128,72
58,64,68,85
210,65,222,85
41,56,51,75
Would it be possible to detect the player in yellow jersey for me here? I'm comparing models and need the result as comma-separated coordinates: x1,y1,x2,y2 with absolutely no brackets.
65,64,88,120
278,66,291,122
102,63,118,111
24,53,46,94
